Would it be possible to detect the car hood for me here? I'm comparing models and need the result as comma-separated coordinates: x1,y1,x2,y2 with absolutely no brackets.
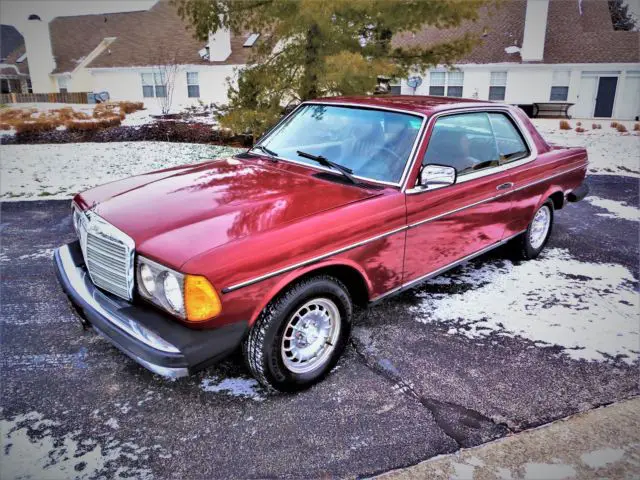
76,157,378,269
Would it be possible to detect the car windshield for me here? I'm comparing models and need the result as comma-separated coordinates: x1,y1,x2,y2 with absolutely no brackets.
258,104,423,184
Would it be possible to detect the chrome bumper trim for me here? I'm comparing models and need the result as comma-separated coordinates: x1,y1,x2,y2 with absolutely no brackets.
58,244,182,355
92,326,189,379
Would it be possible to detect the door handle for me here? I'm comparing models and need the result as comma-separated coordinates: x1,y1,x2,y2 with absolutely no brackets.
496,182,514,191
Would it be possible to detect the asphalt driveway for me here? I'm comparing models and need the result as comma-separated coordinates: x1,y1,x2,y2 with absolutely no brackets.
1,175,638,479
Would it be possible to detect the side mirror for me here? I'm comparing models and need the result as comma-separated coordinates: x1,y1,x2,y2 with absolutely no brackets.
418,164,457,190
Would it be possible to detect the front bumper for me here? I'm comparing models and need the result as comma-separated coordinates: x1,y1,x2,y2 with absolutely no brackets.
53,241,247,378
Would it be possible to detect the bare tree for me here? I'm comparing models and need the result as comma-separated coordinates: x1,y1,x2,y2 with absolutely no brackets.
150,42,180,115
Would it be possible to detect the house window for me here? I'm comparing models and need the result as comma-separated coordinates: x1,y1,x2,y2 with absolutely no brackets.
390,84,401,95
429,71,464,97
58,76,69,93
489,71,507,100
447,71,464,97
187,72,200,98
429,71,445,96
141,72,166,98
550,70,570,101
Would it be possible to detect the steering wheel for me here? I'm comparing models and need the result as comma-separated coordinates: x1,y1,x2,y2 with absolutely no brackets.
359,147,403,178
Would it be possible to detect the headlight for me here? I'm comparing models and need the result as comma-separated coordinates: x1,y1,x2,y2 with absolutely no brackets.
136,256,221,322
163,272,184,313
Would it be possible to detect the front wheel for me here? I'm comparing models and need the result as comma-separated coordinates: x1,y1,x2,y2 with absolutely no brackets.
243,275,352,393
512,200,554,260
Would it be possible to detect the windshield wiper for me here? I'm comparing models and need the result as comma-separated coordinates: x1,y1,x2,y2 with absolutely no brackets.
251,144,279,162
296,150,357,185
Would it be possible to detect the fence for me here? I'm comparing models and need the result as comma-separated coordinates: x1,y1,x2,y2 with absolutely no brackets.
0,92,89,104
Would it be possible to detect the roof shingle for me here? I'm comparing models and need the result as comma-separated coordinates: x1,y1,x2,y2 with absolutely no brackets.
393,0,639,65
49,1,251,73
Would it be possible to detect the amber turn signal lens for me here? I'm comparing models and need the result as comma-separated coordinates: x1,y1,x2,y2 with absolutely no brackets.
184,275,222,322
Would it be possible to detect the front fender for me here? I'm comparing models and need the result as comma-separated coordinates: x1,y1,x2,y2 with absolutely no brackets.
247,258,372,326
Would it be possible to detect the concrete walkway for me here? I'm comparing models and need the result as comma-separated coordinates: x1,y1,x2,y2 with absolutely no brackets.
378,397,640,480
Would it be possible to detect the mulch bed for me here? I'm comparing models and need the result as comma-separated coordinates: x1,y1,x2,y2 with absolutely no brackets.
0,121,253,147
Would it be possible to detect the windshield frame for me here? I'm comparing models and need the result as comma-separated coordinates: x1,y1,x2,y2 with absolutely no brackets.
252,101,428,188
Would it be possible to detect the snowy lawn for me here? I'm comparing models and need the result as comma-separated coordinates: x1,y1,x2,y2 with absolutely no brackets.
531,119,640,177
0,142,244,200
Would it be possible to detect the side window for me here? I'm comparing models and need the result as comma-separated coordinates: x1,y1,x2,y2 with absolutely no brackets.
422,112,499,176
488,113,529,163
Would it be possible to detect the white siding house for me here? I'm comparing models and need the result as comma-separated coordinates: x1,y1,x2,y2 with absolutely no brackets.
397,0,640,120
8,0,251,109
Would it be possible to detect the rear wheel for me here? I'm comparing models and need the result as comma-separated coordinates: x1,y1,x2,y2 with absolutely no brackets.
512,200,554,260
243,275,352,393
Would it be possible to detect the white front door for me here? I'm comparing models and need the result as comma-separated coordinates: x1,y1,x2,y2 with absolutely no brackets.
574,76,597,118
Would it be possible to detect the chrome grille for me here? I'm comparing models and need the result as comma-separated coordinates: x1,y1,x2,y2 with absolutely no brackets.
80,212,134,301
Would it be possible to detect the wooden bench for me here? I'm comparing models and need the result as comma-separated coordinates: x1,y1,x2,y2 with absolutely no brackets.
532,102,574,119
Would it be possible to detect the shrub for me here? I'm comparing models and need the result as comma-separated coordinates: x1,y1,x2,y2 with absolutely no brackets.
610,121,619,128
592,123,598,129
575,127,585,133
634,123,640,131
66,115,122,132
576,121,582,126
559,120,571,130
119,101,144,114
93,102,119,119
616,123,628,133
0,122,12,130
14,119,57,134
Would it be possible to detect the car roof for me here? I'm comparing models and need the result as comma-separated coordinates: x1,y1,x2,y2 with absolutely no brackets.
313,95,501,116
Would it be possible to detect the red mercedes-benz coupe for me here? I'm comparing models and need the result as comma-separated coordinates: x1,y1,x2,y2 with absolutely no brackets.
54,96,588,392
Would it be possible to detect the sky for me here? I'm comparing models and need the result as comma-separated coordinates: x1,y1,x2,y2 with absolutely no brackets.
0,0,157,31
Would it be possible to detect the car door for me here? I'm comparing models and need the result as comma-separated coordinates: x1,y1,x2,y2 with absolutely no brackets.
403,111,518,286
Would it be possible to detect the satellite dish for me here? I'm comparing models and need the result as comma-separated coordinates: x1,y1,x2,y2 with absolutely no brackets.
407,76,423,89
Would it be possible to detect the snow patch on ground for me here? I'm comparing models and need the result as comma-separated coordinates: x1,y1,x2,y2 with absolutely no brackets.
0,411,153,479
414,248,639,364
532,119,640,177
0,142,244,200
200,375,265,401
585,196,640,222
15,248,55,261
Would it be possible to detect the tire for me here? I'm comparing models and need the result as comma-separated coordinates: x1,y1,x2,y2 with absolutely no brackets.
512,200,554,260
243,275,352,393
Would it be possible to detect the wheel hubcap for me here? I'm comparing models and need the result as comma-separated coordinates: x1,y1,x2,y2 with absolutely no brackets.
529,205,551,250
281,298,341,374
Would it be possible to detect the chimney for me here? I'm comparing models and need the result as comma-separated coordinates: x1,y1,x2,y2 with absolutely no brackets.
520,0,549,62
208,27,231,62
22,14,57,93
